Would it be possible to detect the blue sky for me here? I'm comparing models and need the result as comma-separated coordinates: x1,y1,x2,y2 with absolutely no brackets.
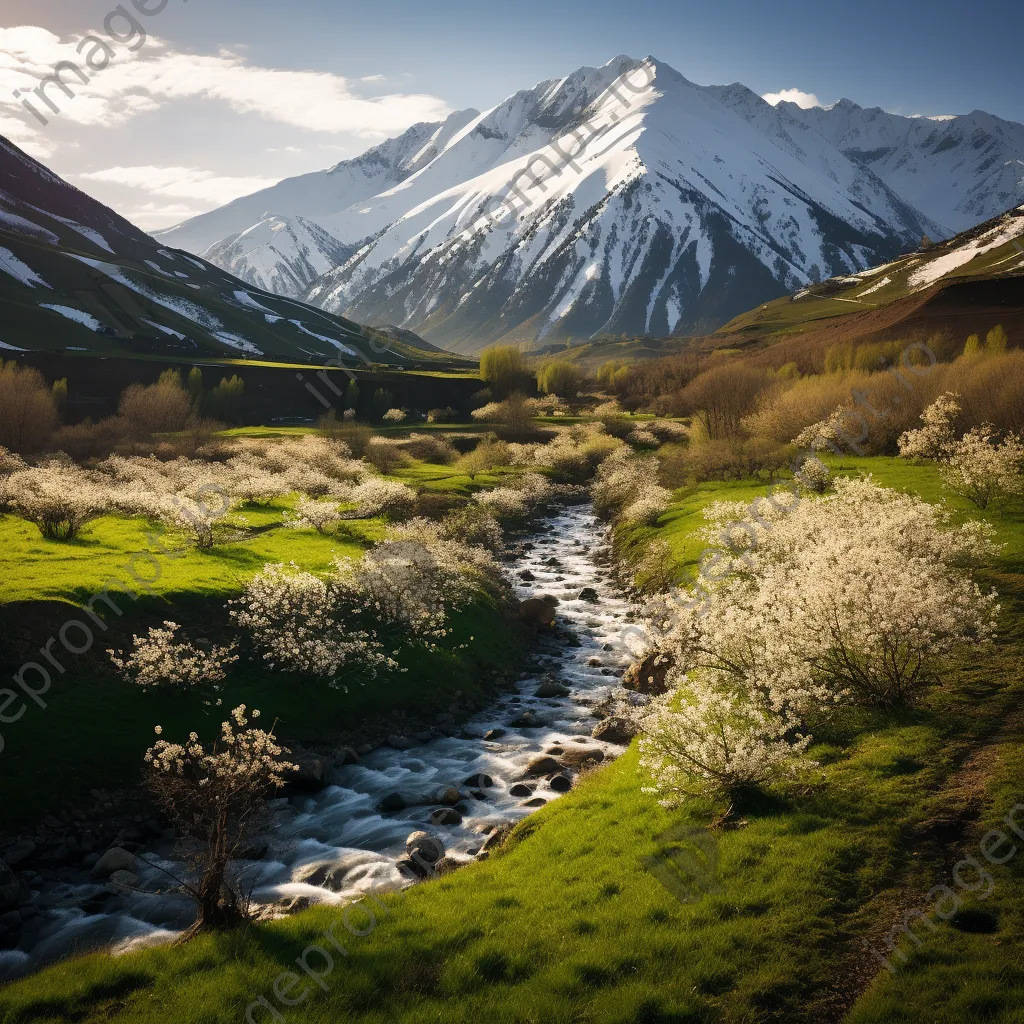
2,0,1022,228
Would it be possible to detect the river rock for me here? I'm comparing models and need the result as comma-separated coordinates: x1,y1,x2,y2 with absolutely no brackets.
548,774,572,792
578,587,601,603
623,651,674,696
2,840,36,869
519,570,536,581
535,680,570,698
523,797,547,807
336,746,360,765
387,735,413,750
538,593,560,606
379,793,407,813
288,753,334,792
91,847,137,879
483,729,506,741
429,808,463,827
509,783,534,797
406,831,445,865
435,787,463,806
107,870,139,889
518,598,556,627
561,746,605,768
592,717,639,745
510,710,546,728
481,825,513,852
527,755,564,776
0,865,26,911
464,774,493,788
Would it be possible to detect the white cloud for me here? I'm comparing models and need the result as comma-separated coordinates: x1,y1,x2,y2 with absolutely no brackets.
762,88,822,109
77,165,280,203
0,25,453,154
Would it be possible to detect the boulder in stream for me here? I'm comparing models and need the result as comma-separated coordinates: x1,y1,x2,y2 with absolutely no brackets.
527,755,565,776
592,717,640,745
518,598,556,627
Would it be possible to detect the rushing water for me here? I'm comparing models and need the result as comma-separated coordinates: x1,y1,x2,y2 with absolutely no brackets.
1,504,639,981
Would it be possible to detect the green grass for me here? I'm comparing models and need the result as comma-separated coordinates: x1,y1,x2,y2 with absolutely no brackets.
0,472,523,825
3,457,1022,1022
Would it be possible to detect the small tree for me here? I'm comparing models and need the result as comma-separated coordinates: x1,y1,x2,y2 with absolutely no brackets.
941,426,1024,509
986,324,1009,355
537,360,585,398
963,334,982,358
51,378,68,417
0,360,59,452
144,707,297,935
480,345,532,399
187,367,204,407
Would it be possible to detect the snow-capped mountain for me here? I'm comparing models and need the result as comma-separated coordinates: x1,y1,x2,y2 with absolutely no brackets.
199,214,360,298
780,100,1024,233
0,134,444,363
152,109,479,290
159,55,1023,351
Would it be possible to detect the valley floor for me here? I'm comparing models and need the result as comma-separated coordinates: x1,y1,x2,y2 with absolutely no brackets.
2,458,1022,1023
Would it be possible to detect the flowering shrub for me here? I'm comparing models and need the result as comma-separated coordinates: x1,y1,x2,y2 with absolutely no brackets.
794,455,831,493
109,621,237,689
638,679,815,804
647,477,999,715
230,563,394,680
475,473,554,525
792,407,847,453
940,426,1024,509
593,449,672,524
626,428,660,449
346,477,417,518
533,425,622,483
6,465,112,540
283,496,344,534
898,393,961,460
364,436,410,474
383,408,407,423
158,491,238,549
144,706,297,932
230,471,290,506
440,504,504,552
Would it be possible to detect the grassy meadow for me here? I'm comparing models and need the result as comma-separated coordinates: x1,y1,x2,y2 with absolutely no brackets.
2,456,1022,1023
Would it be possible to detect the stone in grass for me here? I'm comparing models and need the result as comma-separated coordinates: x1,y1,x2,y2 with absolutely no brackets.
406,831,445,865
522,797,547,808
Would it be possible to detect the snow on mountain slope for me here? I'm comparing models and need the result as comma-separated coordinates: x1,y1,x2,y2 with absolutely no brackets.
152,110,478,257
0,134,447,364
199,214,359,298
303,57,938,350
167,54,1020,351
780,100,1024,233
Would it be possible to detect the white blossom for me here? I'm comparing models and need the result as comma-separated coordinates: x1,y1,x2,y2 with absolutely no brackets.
109,621,237,689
